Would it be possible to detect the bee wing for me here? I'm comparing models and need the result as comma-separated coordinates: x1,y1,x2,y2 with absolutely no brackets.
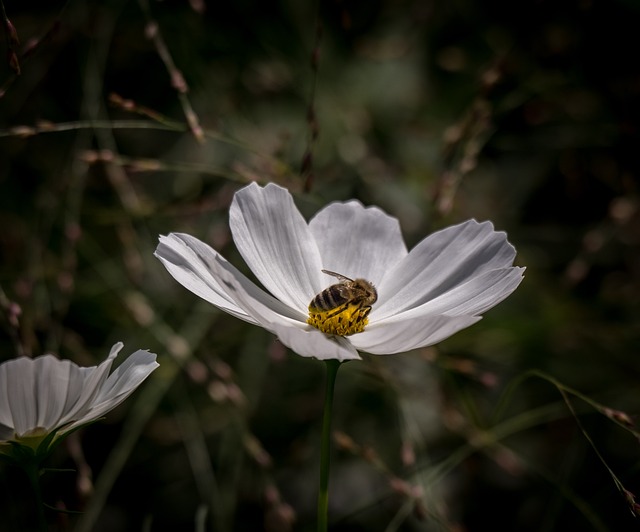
321,269,353,283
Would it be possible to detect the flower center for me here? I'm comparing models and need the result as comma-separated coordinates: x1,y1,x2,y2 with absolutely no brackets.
307,303,372,336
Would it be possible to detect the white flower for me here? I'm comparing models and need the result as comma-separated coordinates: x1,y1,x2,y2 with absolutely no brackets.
0,343,159,451
155,182,524,362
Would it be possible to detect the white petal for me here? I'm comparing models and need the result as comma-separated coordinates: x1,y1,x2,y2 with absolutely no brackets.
350,314,481,355
386,267,525,322
0,359,16,429
230,182,323,312
0,357,36,435
271,324,360,361
95,350,159,400
155,233,257,325
57,343,122,426
204,253,359,360
309,201,408,284
374,219,517,320
0,355,83,435
203,252,310,327
63,349,159,433
35,356,74,430
193,243,308,325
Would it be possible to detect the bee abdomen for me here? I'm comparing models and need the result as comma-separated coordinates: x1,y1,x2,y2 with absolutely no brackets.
309,285,348,311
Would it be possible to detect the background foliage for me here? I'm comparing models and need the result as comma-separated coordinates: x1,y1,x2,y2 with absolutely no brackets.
1,0,639,530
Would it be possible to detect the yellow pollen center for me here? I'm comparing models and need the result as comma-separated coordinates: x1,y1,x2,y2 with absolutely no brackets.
307,303,371,336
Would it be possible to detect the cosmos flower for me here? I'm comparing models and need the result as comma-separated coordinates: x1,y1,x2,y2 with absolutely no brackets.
155,182,524,361
0,343,159,455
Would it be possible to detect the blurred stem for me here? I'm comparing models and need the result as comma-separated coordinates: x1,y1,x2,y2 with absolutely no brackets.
24,460,47,532
317,359,341,532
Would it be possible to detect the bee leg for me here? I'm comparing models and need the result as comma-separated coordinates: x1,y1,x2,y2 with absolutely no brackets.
324,305,348,319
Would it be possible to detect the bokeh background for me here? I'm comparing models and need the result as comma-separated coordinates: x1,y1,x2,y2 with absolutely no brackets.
1,0,639,530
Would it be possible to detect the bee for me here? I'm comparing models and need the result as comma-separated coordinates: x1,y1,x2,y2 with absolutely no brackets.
307,270,377,336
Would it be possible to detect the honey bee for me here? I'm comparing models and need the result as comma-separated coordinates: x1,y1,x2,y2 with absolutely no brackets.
307,270,377,336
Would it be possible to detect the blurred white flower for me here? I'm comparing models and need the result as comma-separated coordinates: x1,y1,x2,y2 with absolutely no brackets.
0,343,159,453
155,182,524,361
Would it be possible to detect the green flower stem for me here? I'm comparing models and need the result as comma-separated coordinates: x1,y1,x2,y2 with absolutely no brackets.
317,359,341,532
24,460,47,532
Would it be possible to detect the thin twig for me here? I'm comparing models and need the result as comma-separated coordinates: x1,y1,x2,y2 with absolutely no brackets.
0,2,66,98
559,388,640,517
0,119,183,138
0,118,283,163
301,5,322,192
78,150,250,184
494,369,640,517
0,285,26,357
0,0,20,75
137,0,204,142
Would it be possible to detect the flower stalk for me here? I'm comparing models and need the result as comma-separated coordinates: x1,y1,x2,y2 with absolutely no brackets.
317,359,341,532
24,458,47,532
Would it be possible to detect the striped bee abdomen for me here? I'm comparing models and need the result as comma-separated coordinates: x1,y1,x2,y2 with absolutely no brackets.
309,283,351,311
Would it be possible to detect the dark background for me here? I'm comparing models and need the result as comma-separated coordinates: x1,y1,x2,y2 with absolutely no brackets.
0,0,639,530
